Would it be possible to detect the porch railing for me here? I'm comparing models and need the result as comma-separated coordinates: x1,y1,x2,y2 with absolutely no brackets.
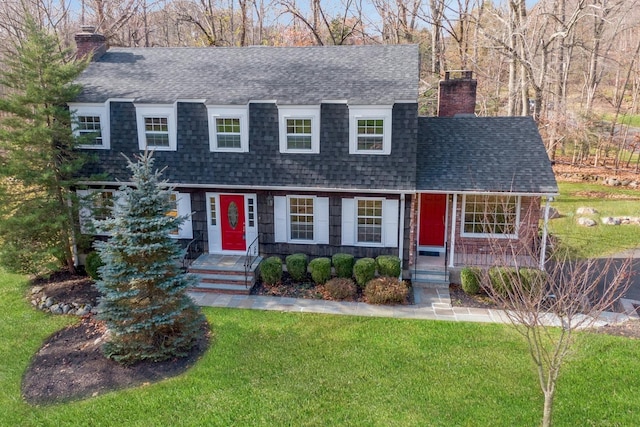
244,234,260,288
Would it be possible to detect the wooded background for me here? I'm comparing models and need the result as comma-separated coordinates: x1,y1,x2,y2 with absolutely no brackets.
1,0,639,169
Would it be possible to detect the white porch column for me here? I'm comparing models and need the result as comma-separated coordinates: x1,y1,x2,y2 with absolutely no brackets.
448,194,457,268
398,193,406,278
539,196,552,270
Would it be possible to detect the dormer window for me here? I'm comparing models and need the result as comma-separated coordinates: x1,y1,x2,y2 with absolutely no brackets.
207,105,249,152
278,106,320,154
349,106,392,155
69,103,110,149
135,104,177,151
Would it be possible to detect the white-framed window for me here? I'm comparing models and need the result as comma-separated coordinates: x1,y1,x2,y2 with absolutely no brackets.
207,105,249,152
461,194,520,238
274,195,329,244
135,104,177,151
348,106,392,155
69,103,110,149
167,192,193,239
341,197,398,247
77,189,117,235
278,106,320,153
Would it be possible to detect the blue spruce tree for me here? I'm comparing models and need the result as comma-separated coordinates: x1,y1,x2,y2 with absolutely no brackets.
94,152,205,364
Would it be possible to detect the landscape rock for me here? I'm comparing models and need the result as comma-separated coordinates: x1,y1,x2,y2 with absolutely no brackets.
577,217,597,227
602,217,621,225
576,207,598,215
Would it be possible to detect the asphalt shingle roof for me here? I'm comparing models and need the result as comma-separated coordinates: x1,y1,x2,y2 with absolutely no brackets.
75,45,419,105
417,116,558,194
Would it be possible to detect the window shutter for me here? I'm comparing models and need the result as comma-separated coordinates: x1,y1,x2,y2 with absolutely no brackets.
177,193,193,239
341,198,355,245
76,190,92,234
274,196,287,243
383,199,399,247
315,197,329,244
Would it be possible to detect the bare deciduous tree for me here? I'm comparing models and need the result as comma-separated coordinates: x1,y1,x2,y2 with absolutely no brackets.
476,228,632,427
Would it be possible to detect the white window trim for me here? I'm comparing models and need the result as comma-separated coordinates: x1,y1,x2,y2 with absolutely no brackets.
341,197,398,247
278,105,320,154
460,194,521,239
135,104,177,151
348,106,392,155
69,102,110,149
207,105,249,152
274,195,329,244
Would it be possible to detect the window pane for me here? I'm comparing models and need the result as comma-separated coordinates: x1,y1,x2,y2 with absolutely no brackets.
286,118,312,150
357,199,382,243
217,134,241,148
93,191,113,221
209,196,216,226
78,116,102,144
146,133,170,147
290,197,314,241
145,117,168,132
287,135,312,150
463,195,517,236
145,117,169,147
167,193,179,235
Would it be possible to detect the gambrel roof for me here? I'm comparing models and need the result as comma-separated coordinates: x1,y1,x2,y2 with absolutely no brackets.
75,45,419,105
417,116,558,194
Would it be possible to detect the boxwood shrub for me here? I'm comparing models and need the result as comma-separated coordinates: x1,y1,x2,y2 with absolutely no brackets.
460,266,482,295
519,267,547,293
488,266,518,296
332,253,354,278
375,255,401,277
353,257,376,287
260,256,282,285
364,277,409,305
85,251,104,280
285,253,308,281
309,257,331,284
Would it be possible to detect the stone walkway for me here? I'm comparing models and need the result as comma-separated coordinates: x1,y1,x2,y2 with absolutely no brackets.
188,285,631,326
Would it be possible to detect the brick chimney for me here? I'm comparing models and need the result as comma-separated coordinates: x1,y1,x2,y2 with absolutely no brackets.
437,70,477,117
75,25,106,61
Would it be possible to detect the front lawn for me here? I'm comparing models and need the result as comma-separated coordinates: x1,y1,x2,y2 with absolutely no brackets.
548,182,640,258
3,270,640,426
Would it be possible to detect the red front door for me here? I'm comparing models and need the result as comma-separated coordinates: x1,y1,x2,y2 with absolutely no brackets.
220,194,246,251
419,193,447,246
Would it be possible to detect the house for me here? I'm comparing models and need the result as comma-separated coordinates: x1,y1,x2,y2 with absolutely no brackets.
71,27,558,293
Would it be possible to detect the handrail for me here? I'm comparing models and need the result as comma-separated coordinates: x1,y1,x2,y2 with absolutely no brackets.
244,234,260,288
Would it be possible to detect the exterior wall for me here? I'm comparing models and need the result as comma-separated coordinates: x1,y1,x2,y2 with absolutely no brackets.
450,195,541,266
78,101,417,191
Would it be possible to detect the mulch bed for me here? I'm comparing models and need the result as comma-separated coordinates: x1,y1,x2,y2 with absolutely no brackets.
22,270,210,405
449,283,497,309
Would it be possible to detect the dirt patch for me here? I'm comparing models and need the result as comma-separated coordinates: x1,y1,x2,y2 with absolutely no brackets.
23,273,210,405
589,320,640,339
573,191,640,200
449,284,497,309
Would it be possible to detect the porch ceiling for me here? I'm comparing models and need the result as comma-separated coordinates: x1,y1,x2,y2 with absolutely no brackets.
417,116,558,195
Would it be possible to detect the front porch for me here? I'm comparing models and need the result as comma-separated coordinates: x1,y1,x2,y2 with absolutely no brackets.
188,254,262,295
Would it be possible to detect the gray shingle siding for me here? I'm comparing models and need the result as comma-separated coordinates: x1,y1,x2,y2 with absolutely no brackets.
79,101,418,191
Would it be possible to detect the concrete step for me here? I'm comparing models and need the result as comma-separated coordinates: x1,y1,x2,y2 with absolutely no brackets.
412,269,450,287
190,282,253,295
195,273,255,285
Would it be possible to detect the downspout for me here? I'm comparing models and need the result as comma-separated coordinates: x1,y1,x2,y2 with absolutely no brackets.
398,193,406,279
539,196,552,270
448,194,457,268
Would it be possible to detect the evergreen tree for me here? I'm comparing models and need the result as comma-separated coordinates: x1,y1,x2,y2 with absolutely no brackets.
0,18,87,274
94,152,205,364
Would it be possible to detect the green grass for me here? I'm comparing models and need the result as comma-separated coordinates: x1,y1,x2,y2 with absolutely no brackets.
603,113,640,128
2,270,640,426
548,182,640,258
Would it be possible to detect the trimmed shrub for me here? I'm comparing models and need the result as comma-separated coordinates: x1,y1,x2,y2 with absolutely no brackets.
376,255,401,277
488,266,518,296
85,251,104,280
260,256,282,285
460,266,482,295
324,277,357,300
364,277,409,305
353,257,376,287
332,253,355,278
309,257,331,284
519,267,547,293
286,253,308,281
